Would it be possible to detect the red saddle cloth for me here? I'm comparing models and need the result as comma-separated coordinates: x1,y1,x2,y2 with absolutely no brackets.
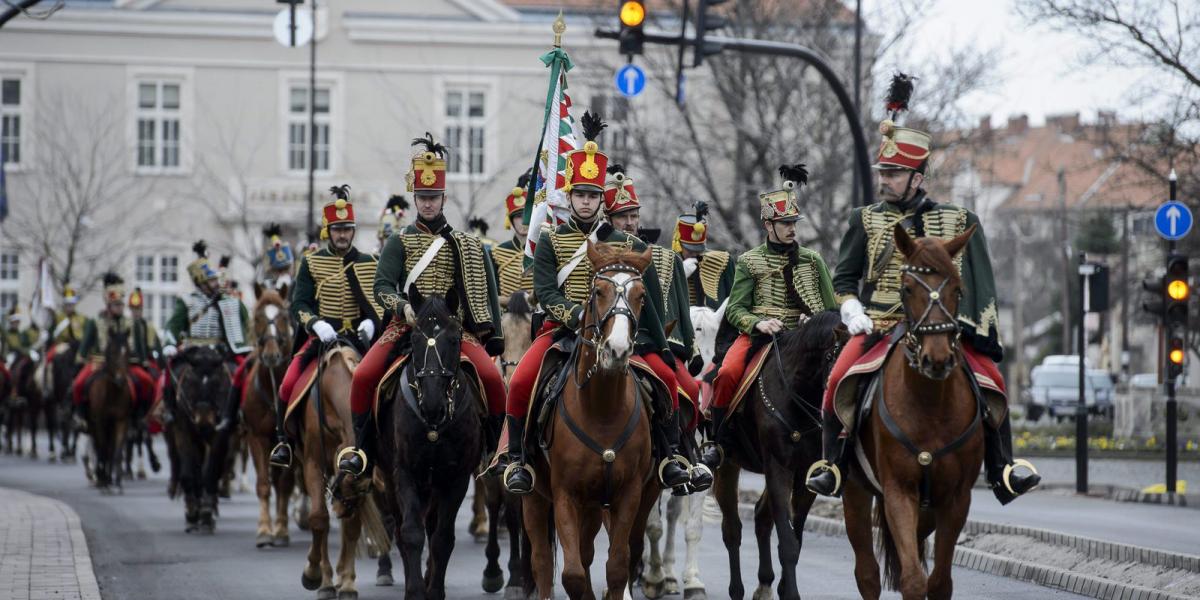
702,343,772,416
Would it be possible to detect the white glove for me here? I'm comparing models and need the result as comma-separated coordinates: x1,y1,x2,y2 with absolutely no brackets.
357,319,375,342
312,320,337,343
29,350,40,363
162,345,178,358
682,257,699,277
840,298,874,336
403,304,416,324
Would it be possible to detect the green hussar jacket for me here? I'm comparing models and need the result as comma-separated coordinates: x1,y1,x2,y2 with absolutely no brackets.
686,250,735,309
648,245,694,361
534,220,672,358
130,317,160,366
3,327,36,356
726,243,837,335
833,192,1003,362
290,245,382,345
374,220,504,355
490,237,533,300
77,314,132,364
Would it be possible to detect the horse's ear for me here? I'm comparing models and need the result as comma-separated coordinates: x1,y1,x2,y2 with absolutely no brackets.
445,291,460,318
276,282,290,302
586,239,604,267
893,223,917,258
407,283,425,312
943,223,977,260
833,322,851,345
664,319,677,339
253,281,264,300
636,247,653,272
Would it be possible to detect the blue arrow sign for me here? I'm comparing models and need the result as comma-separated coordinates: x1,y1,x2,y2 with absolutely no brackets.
615,64,646,98
1155,200,1193,241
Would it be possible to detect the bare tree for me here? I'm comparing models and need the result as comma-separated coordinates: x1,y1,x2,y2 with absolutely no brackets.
1,90,155,295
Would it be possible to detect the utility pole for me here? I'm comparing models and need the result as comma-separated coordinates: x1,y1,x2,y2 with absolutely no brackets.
851,0,863,207
1059,168,1071,354
1119,206,1131,377
306,0,318,244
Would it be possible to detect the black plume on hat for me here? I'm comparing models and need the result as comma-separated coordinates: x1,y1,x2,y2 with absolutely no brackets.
102,271,123,286
329,184,351,200
885,72,915,118
779,164,809,188
693,200,709,221
192,241,208,258
386,195,408,212
262,223,283,237
218,255,231,269
580,111,606,142
516,168,533,190
467,216,490,237
606,163,626,176
411,132,448,157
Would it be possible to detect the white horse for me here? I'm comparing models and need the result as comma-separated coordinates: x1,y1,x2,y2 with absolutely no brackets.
642,302,726,600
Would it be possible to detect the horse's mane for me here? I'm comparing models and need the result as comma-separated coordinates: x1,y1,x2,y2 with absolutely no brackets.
506,290,531,318
592,245,650,272
776,310,841,359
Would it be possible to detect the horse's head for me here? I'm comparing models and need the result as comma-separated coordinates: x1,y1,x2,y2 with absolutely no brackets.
893,223,976,381
584,241,652,371
406,285,463,427
252,284,292,369
775,310,848,395
689,303,727,368
178,345,226,430
104,325,130,381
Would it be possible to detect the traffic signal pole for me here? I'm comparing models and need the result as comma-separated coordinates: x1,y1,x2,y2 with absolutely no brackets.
1166,170,1178,495
596,28,878,207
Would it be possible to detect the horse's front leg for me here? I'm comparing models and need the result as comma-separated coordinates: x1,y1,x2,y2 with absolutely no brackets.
713,462,745,600
247,433,274,547
682,490,707,598
752,492,774,600
521,488,555,600
881,486,927,600
482,478,505,594
425,473,469,600
300,452,333,597
641,492,667,599
394,466,430,600
927,489,971,600
762,457,800,600
334,497,363,600
553,493,590,600
663,493,683,595
843,477,881,600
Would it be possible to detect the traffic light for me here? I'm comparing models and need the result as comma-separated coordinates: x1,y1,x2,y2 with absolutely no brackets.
618,1,645,56
1142,274,1165,318
1164,252,1189,380
693,0,730,66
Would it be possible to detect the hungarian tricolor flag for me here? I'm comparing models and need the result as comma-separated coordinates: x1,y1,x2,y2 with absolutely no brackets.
522,44,579,264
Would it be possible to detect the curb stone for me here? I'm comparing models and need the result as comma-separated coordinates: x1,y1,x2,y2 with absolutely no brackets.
0,487,102,600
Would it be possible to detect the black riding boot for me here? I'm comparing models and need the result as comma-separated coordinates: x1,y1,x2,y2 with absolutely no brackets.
215,384,241,433
806,410,849,497
698,406,727,472
984,411,1041,505
656,412,692,491
682,409,713,493
338,412,373,476
484,414,504,457
502,415,534,495
269,395,292,468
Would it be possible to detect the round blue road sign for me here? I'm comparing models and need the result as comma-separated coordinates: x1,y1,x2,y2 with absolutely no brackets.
615,64,646,98
1154,200,1193,241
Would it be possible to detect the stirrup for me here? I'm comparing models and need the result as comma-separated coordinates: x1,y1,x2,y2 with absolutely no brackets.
805,459,842,495
269,442,292,468
658,454,692,488
336,446,368,477
1002,459,1039,496
700,441,724,467
688,463,714,492
502,462,535,494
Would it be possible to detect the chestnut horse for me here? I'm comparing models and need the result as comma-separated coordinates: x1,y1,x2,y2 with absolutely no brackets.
88,328,134,493
243,284,295,549
842,224,983,600
524,242,660,600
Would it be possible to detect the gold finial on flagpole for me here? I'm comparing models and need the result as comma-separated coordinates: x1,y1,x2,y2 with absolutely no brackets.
553,9,566,48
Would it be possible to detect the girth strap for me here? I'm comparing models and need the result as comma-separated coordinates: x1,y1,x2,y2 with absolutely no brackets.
555,378,643,509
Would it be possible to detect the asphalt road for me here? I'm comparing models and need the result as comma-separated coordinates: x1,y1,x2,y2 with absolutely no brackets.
0,437,1082,600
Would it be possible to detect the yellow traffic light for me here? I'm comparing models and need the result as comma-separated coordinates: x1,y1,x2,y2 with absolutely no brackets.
1167,278,1189,301
620,1,645,27
1169,348,1185,364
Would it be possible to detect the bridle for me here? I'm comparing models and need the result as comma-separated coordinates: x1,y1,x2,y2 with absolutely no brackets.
403,317,463,438
576,263,643,388
899,263,962,372
254,303,289,369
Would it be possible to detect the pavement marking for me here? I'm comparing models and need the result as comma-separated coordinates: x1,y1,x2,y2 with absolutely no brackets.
0,487,102,600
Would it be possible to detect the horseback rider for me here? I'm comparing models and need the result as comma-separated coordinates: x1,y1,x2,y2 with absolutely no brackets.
377,195,408,255
500,112,695,496
160,241,252,426
490,172,534,309
269,185,384,468
259,223,296,291
675,202,735,311
338,133,507,477
804,75,1041,504
603,163,710,492
128,288,162,410
3,306,37,373
71,274,156,430
46,285,86,364
698,164,838,473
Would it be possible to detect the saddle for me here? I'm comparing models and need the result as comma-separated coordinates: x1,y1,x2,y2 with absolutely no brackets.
282,343,361,425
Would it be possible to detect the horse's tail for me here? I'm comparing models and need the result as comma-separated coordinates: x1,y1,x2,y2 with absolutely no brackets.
358,493,393,557
507,290,532,319
875,499,926,591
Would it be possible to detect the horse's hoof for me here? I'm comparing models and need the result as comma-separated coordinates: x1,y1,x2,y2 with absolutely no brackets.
684,588,707,600
317,586,337,600
751,585,773,600
301,571,321,591
643,580,665,600
47,456,57,464
272,534,290,548
375,572,394,587
337,590,358,600
482,571,504,593
665,577,680,595
255,533,273,548
473,531,488,544
137,470,147,480
503,586,525,600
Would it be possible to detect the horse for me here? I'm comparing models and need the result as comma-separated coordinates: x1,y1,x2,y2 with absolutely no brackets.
476,288,534,599
841,224,985,600
3,350,41,456
23,354,60,461
523,242,661,600
242,284,296,549
710,310,847,600
47,342,83,461
168,344,235,534
295,335,385,600
376,288,487,600
87,328,135,493
640,302,728,600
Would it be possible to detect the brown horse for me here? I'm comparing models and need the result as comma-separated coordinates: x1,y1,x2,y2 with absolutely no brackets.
842,224,983,600
87,328,134,493
524,242,660,600
3,351,42,456
243,284,295,549
296,339,385,600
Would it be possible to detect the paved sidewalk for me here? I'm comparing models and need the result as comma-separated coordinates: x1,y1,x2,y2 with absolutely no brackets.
0,487,101,600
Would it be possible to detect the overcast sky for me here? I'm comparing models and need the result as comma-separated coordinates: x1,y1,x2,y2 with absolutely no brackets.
894,0,1158,128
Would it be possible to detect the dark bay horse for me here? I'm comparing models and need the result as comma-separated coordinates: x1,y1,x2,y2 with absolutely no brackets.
710,311,847,600
377,289,485,600
45,342,82,461
524,242,660,600
87,329,134,492
3,350,41,456
842,224,983,600
243,284,296,549
169,345,234,533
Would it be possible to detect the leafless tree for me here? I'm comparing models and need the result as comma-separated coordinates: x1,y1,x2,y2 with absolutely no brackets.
1,90,155,296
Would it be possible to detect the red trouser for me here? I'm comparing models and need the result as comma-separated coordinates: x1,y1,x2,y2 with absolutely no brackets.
278,338,314,407
710,334,754,409
348,322,507,417
72,363,155,407
505,322,679,419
